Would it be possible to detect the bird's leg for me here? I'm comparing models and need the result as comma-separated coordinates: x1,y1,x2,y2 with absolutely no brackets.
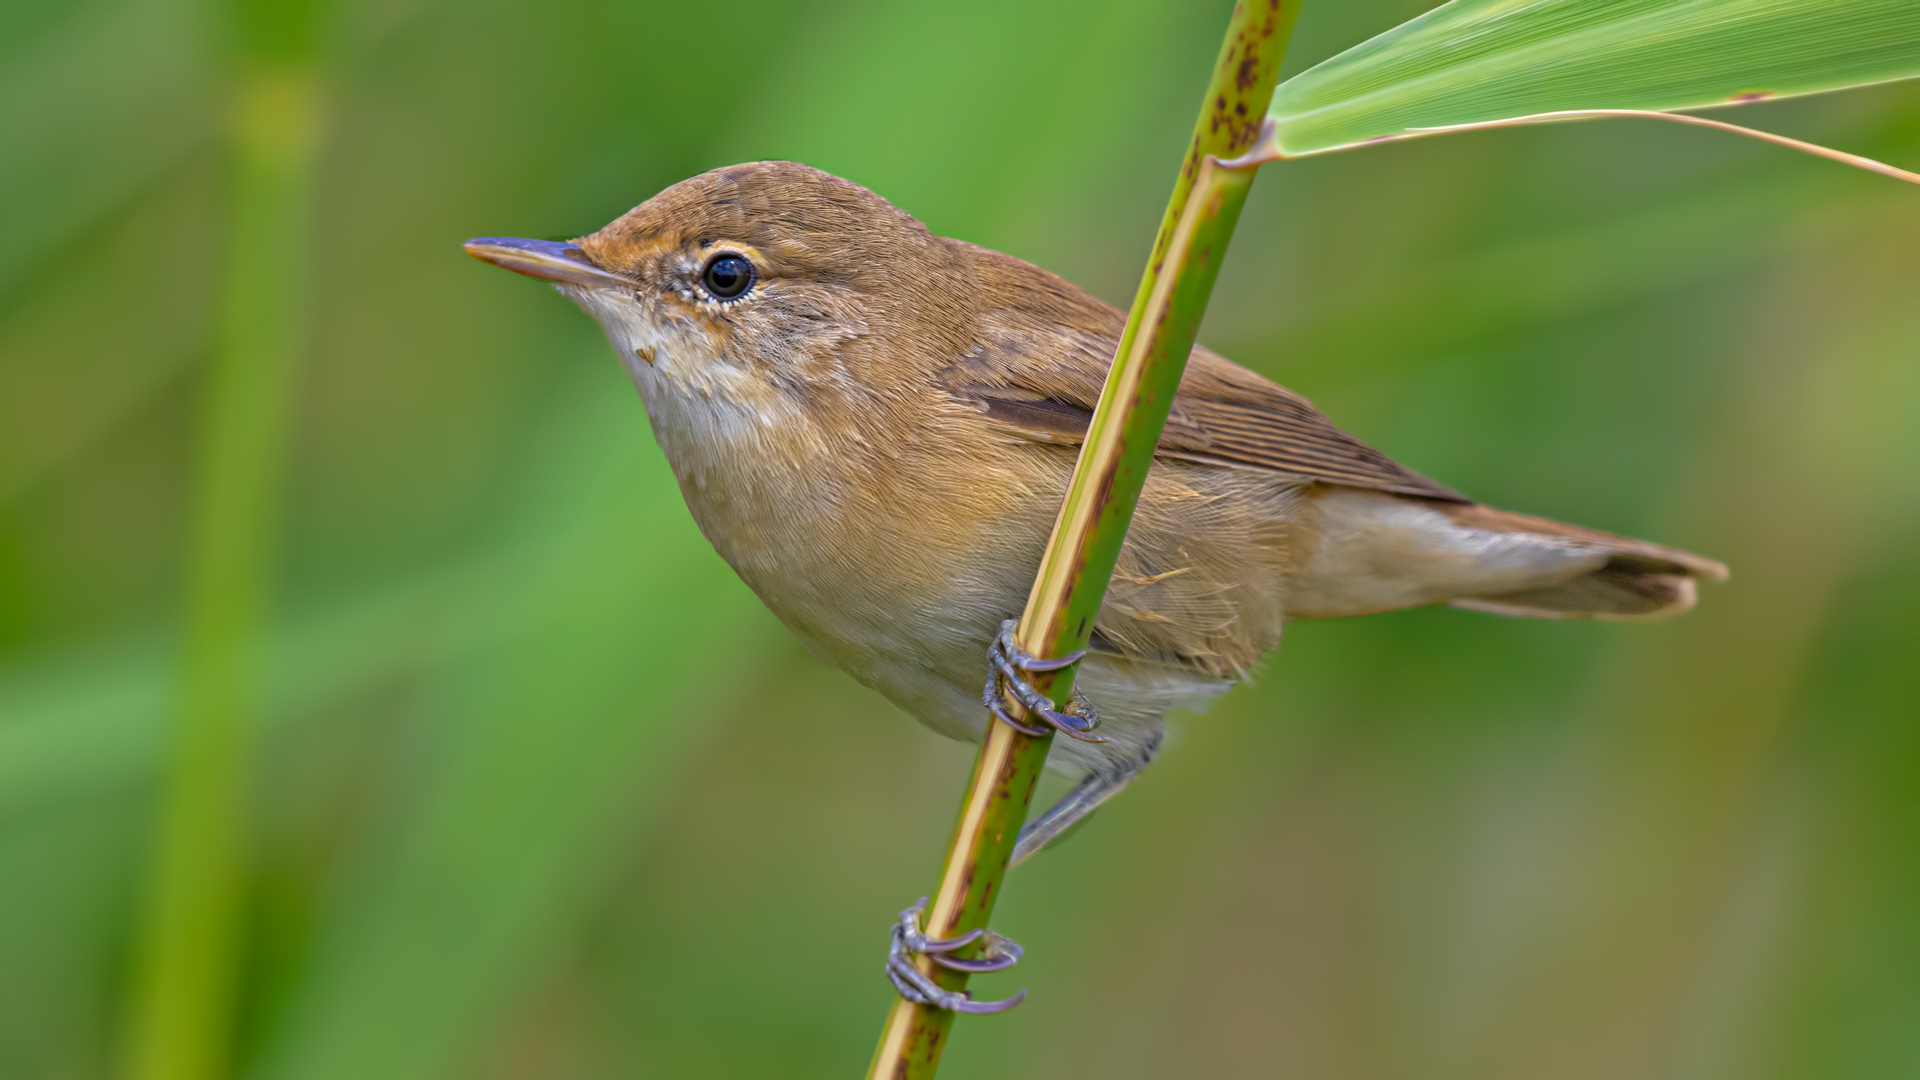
881,621,1096,1016
887,624,1144,1009
983,619,1107,743
1011,732,1160,866
883,898,1027,1014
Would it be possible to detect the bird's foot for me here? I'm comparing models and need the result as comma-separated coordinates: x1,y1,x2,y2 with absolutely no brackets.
884,898,1027,1014
984,619,1107,743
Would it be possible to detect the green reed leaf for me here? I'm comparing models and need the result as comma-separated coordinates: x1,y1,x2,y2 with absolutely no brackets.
1272,0,1920,157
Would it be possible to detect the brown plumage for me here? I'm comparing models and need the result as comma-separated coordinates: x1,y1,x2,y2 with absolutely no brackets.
466,160,1726,858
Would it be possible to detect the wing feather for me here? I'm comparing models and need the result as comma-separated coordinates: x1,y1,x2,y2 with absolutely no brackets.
939,243,1465,503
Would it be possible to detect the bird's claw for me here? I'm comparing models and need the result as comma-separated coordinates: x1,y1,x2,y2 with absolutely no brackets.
885,898,1027,1015
983,619,1107,743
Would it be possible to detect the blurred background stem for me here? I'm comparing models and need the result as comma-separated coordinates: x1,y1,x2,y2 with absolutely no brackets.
122,4,325,1077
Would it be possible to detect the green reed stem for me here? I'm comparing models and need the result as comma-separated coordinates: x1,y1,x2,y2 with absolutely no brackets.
121,57,323,1080
864,3,1300,1077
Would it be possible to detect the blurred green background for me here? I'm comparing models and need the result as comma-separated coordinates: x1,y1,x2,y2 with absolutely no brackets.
3,0,1918,1077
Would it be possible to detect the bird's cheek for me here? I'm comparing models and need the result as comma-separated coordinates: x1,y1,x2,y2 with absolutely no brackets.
629,317,729,382
622,329,672,378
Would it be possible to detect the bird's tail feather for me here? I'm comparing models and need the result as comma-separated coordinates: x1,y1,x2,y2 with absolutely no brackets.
1440,504,1727,621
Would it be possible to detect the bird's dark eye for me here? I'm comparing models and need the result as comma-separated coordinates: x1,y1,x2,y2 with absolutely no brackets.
701,254,755,300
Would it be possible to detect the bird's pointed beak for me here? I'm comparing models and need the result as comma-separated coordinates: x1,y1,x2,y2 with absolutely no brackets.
462,236,631,289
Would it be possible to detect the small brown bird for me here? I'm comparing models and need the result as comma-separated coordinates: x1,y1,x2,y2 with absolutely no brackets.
466,161,1726,862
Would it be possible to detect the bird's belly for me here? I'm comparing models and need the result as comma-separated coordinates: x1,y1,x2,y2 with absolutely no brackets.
646,397,1268,772
699,495,1226,776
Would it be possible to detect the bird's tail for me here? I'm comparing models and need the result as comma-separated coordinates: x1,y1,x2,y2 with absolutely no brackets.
1439,503,1728,620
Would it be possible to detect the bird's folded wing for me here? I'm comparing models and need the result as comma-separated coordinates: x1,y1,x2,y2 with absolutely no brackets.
940,319,1467,503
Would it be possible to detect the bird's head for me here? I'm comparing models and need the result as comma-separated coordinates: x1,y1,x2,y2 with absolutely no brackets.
465,161,976,412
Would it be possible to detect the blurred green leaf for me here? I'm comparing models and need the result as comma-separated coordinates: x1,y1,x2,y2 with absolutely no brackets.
1272,0,1920,156
253,380,769,1080
0,371,749,815
0,575,452,818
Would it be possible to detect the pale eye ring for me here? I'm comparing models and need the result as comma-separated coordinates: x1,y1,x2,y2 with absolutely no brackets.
700,253,755,300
